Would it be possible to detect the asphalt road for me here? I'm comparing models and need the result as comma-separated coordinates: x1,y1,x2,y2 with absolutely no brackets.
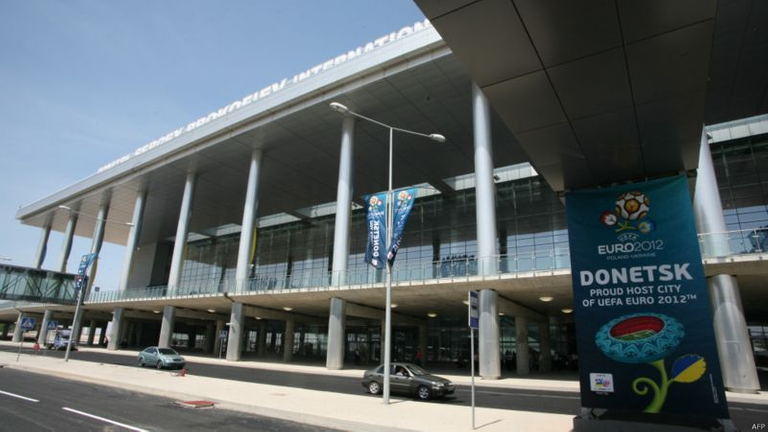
3,345,767,430
0,368,338,432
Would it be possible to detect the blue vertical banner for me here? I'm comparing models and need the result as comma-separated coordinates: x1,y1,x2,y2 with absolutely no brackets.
566,175,728,419
75,253,98,291
364,192,387,269
387,187,417,265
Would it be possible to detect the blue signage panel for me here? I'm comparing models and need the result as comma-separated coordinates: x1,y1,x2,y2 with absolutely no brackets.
468,291,479,329
566,175,728,418
364,192,388,269
20,317,35,331
387,188,417,266
47,320,58,331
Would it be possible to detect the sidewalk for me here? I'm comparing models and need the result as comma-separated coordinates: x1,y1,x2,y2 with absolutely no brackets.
0,342,765,431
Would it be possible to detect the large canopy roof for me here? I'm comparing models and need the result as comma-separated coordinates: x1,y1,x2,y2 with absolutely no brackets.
16,26,526,246
415,0,768,191
17,2,768,247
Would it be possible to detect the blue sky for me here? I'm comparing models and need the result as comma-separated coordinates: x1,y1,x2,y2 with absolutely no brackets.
0,1,426,290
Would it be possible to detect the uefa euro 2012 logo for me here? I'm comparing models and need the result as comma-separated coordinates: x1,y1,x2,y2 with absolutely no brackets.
599,191,656,235
369,195,383,210
397,190,412,204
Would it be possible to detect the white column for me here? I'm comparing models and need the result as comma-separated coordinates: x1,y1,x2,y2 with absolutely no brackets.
34,223,52,269
235,150,263,292
326,297,346,369
226,302,244,361
12,312,24,343
472,82,498,276
72,202,109,344
37,310,53,345
86,320,97,345
479,289,500,379
213,320,225,356
57,212,78,273
118,189,147,292
107,307,124,350
257,321,267,356
158,305,176,349
203,324,213,353
168,172,197,292
694,130,759,393
159,174,195,347
283,319,295,362
516,316,530,375
419,324,428,367
538,319,552,372
99,323,108,345
331,117,355,286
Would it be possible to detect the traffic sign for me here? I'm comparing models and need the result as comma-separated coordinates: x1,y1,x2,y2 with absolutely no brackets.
20,317,36,331
47,320,58,331
468,291,478,329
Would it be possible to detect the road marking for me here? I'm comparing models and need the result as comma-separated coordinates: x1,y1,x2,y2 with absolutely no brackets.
456,388,580,400
730,407,768,413
0,389,39,402
62,407,149,432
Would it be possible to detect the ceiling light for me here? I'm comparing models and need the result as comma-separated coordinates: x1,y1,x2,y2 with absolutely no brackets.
499,312,505,316
390,303,398,309
255,316,262,320
539,296,554,302
462,300,469,306
427,312,437,318
561,308,573,314
153,310,161,314
207,309,216,313
283,307,293,311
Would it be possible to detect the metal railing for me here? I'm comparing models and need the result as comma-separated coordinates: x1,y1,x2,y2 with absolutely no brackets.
87,249,572,303
0,264,78,304
698,227,768,258
86,228,767,303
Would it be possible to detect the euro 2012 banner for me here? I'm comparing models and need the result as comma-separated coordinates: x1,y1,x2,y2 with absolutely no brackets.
364,188,417,269
566,175,728,419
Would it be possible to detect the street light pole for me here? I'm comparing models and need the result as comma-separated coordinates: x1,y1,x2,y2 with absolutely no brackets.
383,126,394,404
329,102,444,405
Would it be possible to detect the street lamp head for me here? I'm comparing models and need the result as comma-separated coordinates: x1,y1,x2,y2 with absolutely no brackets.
429,134,446,143
58,205,72,211
329,102,349,115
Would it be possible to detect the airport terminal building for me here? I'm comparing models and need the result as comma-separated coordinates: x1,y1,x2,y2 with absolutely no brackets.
2,2,766,394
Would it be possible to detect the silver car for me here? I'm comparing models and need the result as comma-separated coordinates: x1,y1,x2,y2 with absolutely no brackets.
362,362,454,400
138,346,186,370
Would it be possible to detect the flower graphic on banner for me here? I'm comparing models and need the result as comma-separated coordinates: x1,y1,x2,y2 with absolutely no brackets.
599,191,656,234
595,313,706,413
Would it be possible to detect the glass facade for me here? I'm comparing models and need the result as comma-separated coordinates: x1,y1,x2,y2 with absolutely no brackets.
150,136,768,364
712,134,768,254
178,174,569,288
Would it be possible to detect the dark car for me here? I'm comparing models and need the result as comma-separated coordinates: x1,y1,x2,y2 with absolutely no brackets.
361,362,454,400
138,346,186,370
